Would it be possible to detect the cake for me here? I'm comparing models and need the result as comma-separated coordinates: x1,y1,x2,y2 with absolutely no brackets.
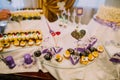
96,0,120,26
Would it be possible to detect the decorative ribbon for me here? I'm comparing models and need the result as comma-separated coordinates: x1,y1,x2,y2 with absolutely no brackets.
94,17,120,31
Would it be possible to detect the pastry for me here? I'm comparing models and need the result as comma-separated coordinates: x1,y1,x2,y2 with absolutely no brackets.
44,52,52,60
0,46,3,51
55,54,63,62
63,50,71,59
80,56,89,65
92,51,99,58
13,33,17,40
3,34,9,41
20,40,26,47
33,32,38,40
0,34,3,41
25,32,29,40
97,45,104,53
35,39,42,46
36,31,42,39
28,39,34,46
89,46,97,52
8,33,13,42
34,50,41,57
13,39,19,46
21,32,26,40
3,40,10,48
0,42,3,51
16,32,21,41
67,48,75,55
88,53,95,61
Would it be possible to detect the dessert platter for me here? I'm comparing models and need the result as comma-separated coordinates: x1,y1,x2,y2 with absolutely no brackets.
0,30,42,54
38,34,105,69
10,9,43,22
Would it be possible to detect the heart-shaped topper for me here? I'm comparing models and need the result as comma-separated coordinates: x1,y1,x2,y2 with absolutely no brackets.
71,29,86,40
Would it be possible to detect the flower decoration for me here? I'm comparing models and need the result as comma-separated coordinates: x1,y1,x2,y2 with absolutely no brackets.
42,0,75,22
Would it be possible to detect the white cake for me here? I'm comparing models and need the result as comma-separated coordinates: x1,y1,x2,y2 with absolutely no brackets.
96,1,120,24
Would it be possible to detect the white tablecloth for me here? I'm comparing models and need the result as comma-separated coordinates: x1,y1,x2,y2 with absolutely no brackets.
0,17,119,80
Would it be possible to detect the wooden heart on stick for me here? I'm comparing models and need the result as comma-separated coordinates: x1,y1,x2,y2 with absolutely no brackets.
71,29,86,40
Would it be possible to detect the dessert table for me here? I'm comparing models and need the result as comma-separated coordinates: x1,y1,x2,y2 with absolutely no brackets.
0,15,119,80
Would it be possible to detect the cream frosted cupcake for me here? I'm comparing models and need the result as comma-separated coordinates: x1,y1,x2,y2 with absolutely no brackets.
20,40,26,47
8,33,13,42
0,42,3,51
28,39,34,46
21,32,26,41
13,39,20,46
33,32,38,40
36,31,42,39
35,39,42,46
0,34,3,42
3,40,10,48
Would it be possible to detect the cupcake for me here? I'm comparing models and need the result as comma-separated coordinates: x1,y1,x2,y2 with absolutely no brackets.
63,50,71,59
25,32,30,40
13,39,20,46
8,33,13,42
16,32,21,41
88,53,95,61
3,34,9,41
0,34,3,41
80,56,89,65
36,31,42,39
3,40,10,48
92,51,99,58
33,32,38,40
20,40,26,47
12,33,17,41
55,54,63,62
97,45,104,53
28,39,34,46
35,39,42,46
0,46,3,51
21,32,26,41
0,42,3,51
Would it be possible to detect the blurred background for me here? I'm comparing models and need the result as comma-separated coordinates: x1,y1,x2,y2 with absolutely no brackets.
0,0,105,24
